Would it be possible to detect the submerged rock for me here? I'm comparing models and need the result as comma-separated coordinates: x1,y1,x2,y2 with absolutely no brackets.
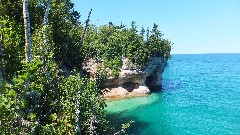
83,57,168,100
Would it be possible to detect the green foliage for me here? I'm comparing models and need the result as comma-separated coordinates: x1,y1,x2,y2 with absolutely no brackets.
0,0,110,132
81,21,172,75
60,73,110,134
104,56,122,76
113,120,134,135
49,0,82,69
0,58,110,134
0,0,172,134
120,120,134,134
1,0,82,70
0,83,18,134
0,16,24,80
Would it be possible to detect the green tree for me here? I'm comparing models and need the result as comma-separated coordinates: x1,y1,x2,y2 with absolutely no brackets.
0,0,172,134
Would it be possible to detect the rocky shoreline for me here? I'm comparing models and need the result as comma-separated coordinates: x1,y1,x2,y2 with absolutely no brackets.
83,57,168,100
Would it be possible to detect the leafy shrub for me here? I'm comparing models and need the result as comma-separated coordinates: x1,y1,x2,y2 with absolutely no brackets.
0,58,110,134
0,0,172,134
81,22,172,75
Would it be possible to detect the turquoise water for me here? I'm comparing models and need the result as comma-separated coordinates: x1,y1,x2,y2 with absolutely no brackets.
106,54,240,135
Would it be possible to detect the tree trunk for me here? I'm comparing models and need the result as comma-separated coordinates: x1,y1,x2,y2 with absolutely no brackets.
43,0,51,47
75,8,94,135
42,0,61,113
22,0,32,97
23,0,32,63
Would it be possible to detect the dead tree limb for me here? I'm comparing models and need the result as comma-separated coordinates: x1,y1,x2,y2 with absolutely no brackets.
79,9,92,47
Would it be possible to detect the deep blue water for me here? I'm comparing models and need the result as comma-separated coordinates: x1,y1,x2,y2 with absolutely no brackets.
106,54,240,135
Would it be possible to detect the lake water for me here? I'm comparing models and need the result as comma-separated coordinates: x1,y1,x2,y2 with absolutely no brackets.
106,54,240,135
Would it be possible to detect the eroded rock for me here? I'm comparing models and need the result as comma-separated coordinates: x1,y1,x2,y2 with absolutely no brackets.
83,57,168,100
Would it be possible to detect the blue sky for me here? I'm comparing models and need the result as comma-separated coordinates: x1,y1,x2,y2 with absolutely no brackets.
72,0,240,54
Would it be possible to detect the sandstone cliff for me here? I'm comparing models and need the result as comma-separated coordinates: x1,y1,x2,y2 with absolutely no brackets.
83,57,168,99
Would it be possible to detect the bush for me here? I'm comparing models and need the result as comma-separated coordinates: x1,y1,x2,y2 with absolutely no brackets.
0,58,110,134
81,22,172,76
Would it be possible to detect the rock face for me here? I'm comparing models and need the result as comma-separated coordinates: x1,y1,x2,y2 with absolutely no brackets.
83,57,168,99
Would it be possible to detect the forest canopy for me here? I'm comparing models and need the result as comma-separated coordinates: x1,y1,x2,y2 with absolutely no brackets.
0,0,172,134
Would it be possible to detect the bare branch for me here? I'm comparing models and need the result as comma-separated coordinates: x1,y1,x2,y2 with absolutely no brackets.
79,9,92,47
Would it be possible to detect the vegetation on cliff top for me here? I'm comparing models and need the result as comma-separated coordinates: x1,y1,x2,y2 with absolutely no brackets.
0,0,172,134
82,21,172,76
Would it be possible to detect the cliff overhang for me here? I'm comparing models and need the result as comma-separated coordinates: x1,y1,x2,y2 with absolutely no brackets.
83,57,168,100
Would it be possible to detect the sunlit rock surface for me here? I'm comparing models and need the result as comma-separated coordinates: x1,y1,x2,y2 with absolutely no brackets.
83,57,168,100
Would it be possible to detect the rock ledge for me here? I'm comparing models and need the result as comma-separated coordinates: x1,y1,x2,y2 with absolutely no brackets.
83,57,168,100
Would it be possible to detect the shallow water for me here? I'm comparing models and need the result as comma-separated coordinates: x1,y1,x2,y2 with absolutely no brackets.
106,54,240,135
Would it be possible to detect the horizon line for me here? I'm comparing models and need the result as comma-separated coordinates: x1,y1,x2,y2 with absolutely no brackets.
171,52,240,55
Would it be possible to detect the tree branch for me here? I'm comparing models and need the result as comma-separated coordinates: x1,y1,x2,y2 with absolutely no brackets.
79,9,92,48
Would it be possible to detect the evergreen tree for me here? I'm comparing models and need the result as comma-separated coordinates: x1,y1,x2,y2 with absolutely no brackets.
0,0,172,134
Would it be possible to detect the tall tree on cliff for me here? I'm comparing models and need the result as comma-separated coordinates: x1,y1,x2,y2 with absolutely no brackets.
23,0,32,63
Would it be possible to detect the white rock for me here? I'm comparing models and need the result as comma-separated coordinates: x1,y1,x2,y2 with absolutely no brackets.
132,86,150,94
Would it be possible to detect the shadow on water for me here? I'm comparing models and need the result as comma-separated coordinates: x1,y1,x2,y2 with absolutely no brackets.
107,111,149,135
105,91,164,134
148,79,182,93
105,91,163,134
106,79,183,134
106,93,174,135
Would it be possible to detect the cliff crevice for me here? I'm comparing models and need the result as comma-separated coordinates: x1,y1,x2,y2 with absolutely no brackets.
83,57,168,100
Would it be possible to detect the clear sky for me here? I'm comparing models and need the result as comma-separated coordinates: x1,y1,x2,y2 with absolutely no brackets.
72,0,240,54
